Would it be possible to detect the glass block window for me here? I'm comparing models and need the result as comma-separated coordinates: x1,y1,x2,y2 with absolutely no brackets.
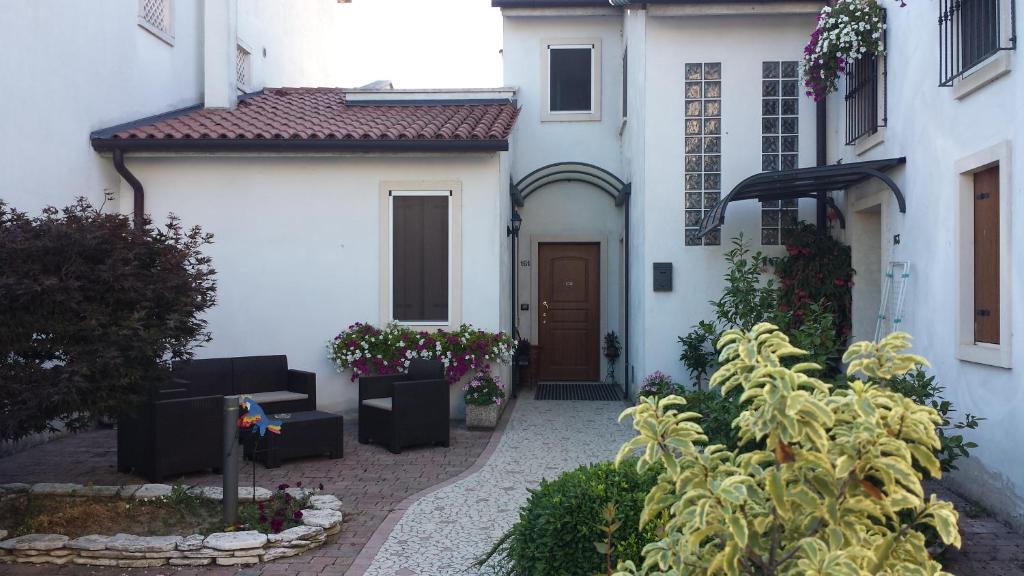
236,43,252,91
684,62,722,247
760,61,800,245
138,0,174,44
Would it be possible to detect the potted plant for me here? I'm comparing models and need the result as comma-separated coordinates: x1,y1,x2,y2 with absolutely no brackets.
637,370,677,400
464,370,506,429
603,331,621,383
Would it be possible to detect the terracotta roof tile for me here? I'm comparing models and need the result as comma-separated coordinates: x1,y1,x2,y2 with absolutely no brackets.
93,88,519,151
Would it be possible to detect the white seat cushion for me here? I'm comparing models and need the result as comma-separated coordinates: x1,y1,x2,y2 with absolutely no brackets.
361,397,393,412
246,391,308,404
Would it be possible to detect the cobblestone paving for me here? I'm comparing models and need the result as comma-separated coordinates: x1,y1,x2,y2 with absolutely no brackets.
360,394,634,576
0,419,492,576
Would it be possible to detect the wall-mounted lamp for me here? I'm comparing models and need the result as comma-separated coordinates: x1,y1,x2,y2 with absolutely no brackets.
507,210,523,237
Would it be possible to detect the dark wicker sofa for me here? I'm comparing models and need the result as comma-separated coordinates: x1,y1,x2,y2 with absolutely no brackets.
170,355,316,414
117,379,224,482
117,355,316,481
358,359,449,454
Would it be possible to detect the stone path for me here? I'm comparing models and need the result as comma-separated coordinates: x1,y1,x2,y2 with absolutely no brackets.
354,393,634,576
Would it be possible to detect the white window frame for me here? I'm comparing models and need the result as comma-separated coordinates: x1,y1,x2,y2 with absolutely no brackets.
541,39,602,122
952,0,1015,100
138,0,174,46
955,141,1013,368
379,182,463,329
236,40,253,93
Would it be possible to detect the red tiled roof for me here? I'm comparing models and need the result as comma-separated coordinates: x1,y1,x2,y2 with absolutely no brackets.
91,88,519,152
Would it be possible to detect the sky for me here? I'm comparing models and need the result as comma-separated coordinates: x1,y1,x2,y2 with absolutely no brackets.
333,0,504,89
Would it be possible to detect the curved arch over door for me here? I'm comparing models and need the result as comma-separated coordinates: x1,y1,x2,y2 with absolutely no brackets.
512,162,630,207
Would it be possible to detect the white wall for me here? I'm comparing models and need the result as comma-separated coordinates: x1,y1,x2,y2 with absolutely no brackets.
0,0,347,215
502,12,628,384
119,153,504,418
827,1,1024,529
502,13,625,179
637,12,818,387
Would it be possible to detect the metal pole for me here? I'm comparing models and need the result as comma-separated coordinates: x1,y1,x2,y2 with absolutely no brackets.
222,395,239,525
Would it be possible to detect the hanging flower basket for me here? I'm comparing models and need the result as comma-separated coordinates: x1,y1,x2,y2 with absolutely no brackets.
802,0,887,101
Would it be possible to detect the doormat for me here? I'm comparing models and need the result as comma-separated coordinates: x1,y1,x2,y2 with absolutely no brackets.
535,382,623,401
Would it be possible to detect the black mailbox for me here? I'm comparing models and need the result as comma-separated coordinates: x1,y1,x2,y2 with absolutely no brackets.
653,262,672,292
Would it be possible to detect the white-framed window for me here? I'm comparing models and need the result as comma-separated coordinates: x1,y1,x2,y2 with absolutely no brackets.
138,0,174,45
386,190,455,326
542,39,602,122
236,41,252,92
955,141,1012,368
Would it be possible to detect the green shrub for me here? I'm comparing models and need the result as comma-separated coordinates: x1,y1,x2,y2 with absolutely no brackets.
877,368,983,474
479,460,661,576
614,327,961,576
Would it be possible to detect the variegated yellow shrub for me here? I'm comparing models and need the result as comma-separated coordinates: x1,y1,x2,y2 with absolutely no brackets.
614,324,960,576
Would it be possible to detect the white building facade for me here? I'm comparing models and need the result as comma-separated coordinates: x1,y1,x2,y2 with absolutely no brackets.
0,0,348,214
497,0,1022,530
825,0,1023,529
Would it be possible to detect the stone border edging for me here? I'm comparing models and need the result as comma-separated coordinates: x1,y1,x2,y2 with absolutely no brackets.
0,483,344,567
345,396,518,576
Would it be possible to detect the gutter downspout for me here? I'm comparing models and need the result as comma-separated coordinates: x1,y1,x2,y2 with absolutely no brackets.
112,148,144,230
622,184,631,401
815,99,828,230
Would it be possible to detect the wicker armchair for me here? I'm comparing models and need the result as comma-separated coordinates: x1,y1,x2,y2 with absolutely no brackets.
358,359,449,454
117,379,223,482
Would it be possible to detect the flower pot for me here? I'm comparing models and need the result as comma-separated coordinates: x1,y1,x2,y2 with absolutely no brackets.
465,403,500,429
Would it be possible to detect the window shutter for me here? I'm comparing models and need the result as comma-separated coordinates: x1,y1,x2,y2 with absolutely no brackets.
392,195,449,323
973,165,1000,344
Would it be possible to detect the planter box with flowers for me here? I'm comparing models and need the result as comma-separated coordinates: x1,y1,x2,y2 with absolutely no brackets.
463,371,506,429
327,323,516,418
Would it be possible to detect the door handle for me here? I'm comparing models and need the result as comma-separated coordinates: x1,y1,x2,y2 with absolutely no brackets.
542,301,549,309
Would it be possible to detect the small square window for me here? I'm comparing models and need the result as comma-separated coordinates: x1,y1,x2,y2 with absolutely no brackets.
685,229,703,246
762,136,779,153
685,210,703,227
686,101,702,117
236,43,252,91
139,0,174,45
703,137,721,154
762,117,779,134
703,100,721,117
762,61,780,79
703,62,721,80
704,118,721,135
781,61,799,78
781,98,799,115
781,135,798,153
762,99,779,116
781,117,798,134
685,82,703,99
704,81,721,98
704,173,721,190
762,80,779,97
685,137,702,154
703,155,721,172
549,45,593,113
685,191,702,208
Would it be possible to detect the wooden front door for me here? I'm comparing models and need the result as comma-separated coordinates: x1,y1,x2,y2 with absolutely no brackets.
538,243,600,381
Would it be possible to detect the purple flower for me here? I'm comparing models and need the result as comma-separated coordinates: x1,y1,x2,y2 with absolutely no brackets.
278,483,289,491
293,510,304,520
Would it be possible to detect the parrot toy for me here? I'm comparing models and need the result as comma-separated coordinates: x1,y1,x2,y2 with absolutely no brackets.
237,396,282,437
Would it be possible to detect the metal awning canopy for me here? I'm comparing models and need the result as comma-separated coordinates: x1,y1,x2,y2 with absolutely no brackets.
698,157,906,237
512,161,629,207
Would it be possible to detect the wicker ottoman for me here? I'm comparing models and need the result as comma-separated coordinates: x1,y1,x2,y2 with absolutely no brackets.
247,410,343,468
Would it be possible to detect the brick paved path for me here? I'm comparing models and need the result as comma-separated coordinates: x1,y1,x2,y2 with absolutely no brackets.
1,405,1023,576
0,419,492,576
